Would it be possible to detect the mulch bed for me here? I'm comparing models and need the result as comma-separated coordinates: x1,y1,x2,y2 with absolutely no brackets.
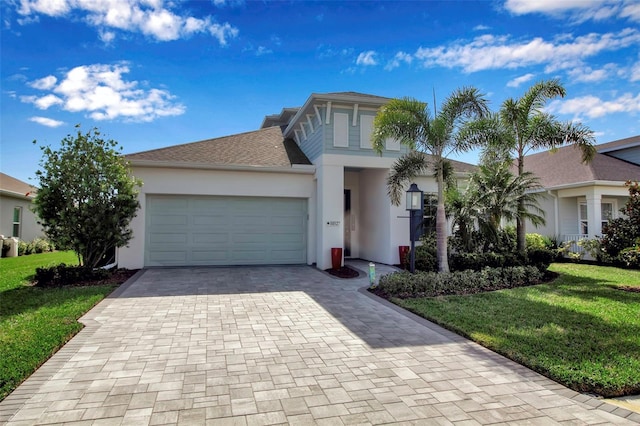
325,266,361,279
61,269,139,287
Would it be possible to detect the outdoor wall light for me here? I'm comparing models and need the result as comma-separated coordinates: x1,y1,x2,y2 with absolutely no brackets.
406,183,423,273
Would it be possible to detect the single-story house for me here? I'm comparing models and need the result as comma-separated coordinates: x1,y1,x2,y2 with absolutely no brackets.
523,135,640,246
0,172,42,241
118,92,475,270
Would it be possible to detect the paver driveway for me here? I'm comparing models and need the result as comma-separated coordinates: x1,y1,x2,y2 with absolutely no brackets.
1,264,637,425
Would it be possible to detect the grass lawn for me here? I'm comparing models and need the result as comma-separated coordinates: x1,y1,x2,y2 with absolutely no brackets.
393,263,640,397
0,252,119,401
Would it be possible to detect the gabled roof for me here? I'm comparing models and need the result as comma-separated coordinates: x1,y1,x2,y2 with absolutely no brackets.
0,172,36,199
523,144,640,189
596,134,640,153
126,126,312,168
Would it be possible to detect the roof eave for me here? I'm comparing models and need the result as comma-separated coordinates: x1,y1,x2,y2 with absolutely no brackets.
545,180,629,191
0,189,35,200
129,160,316,174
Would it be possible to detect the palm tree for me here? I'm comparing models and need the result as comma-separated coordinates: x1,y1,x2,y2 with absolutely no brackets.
468,161,546,250
459,79,595,252
372,88,489,272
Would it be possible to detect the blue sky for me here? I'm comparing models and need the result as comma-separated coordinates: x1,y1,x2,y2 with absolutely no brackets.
1,0,639,184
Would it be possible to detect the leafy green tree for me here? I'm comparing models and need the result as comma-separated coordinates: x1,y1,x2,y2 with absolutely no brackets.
372,88,489,272
33,126,141,268
459,79,595,252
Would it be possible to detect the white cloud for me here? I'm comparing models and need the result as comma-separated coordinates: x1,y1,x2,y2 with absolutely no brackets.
631,59,640,82
255,46,272,56
504,0,640,23
29,75,57,90
385,51,413,71
566,64,616,83
507,73,535,87
473,24,491,31
356,50,378,66
413,28,640,73
29,116,65,127
21,63,185,122
547,92,640,119
15,0,239,44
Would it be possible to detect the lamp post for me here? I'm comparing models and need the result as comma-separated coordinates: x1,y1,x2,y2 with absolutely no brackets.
406,183,423,273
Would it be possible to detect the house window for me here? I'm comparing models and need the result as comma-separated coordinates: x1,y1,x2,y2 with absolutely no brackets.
579,202,588,235
12,207,22,238
333,112,349,147
359,114,374,149
422,193,437,234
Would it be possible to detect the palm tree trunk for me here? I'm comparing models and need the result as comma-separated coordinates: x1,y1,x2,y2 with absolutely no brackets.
436,164,450,272
516,153,526,253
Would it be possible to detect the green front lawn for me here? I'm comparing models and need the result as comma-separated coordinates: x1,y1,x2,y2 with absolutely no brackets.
0,252,118,401
393,263,640,397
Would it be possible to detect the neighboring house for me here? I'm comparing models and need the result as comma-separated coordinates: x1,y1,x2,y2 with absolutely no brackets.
119,92,475,270
0,172,42,241
523,135,640,246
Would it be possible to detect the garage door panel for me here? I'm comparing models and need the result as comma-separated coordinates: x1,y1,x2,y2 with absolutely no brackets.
272,249,305,262
145,195,307,266
193,232,229,244
148,250,188,263
191,250,228,262
149,232,188,244
149,214,189,226
192,214,229,226
149,197,189,210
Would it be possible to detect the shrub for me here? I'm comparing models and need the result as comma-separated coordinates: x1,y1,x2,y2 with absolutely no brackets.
376,265,544,299
526,233,552,250
619,242,640,268
35,264,110,287
526,248,555,272
413,233,438,272
31,237,52,253
601,181,640,258
448,251,528,272
17,240,30,256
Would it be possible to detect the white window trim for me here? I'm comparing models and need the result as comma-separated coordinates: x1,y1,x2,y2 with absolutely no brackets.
12,206,22,238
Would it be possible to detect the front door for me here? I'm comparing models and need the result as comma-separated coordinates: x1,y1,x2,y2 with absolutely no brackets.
344,189,351,257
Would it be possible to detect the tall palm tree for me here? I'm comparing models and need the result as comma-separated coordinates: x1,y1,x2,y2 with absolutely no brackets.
459,79,595,252
372,87,489,272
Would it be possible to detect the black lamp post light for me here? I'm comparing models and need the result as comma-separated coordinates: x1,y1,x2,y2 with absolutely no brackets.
406,183,424,273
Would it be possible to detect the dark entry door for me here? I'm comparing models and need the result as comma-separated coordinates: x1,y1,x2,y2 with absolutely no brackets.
344,189,351,257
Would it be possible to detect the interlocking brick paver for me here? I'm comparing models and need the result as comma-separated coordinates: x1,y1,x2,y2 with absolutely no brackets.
0,264,636,425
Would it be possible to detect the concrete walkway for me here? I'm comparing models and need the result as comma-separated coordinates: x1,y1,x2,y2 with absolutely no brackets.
1,264,638,425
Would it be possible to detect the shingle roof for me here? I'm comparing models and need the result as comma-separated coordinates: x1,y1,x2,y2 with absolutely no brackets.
595,134,640,153
126,126,311,168
523,144,640,188
0,173,37,198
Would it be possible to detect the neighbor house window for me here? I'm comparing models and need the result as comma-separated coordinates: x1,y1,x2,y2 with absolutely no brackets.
601,202,614,231
579,201,615,236
579,202,588,235
422,193,437,235
12,207,22,238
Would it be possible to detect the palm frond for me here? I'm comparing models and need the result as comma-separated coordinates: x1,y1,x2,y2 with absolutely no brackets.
518,79,566,116
386,151,430,205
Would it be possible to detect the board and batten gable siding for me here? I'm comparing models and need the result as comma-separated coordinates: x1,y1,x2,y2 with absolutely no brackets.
322,107,407,158
299,118,324,161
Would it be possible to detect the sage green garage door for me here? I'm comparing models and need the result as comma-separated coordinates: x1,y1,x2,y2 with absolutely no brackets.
145,195,307,266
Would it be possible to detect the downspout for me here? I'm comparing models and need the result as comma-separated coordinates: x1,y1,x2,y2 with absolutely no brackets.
547,190,559,239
